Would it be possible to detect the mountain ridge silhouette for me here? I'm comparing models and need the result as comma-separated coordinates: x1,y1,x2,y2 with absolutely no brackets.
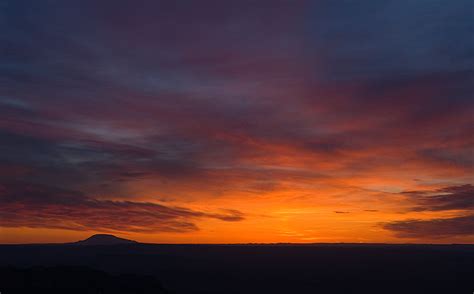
73,234,138,245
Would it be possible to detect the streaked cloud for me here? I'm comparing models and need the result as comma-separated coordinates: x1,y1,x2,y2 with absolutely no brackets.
404,184,474,212
0,181,244,233
382,215,474,238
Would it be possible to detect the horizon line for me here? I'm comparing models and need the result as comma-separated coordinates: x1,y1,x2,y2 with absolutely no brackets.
2,241,473,246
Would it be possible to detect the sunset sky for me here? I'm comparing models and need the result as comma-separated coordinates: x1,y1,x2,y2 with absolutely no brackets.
1,0,473,244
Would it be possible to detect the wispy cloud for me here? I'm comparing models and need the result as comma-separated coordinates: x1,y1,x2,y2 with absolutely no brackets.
382,184,473,238
382,215,474,238
0,181,244,233
403,184,474,212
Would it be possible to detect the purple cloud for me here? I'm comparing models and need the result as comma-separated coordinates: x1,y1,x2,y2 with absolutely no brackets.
382,215,474,238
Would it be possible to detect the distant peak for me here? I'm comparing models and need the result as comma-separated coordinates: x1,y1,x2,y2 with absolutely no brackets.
86,234,123,240
74,234,137,245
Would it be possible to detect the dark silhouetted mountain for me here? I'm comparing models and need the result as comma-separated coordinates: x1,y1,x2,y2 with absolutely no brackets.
0,266,168,294
73,234,138,245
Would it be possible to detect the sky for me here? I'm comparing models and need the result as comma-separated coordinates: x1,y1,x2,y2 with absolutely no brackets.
0,0,473,244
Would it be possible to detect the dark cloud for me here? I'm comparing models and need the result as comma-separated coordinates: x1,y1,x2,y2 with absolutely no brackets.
0,130,212,195
382,214,474,238
403,184,474,212
0,181,244,233
334,211,350,214
418,148,474,169
308,0,473,80
381,185,473,238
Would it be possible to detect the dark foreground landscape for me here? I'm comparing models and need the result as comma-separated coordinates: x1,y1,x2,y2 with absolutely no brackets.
0,242,473,294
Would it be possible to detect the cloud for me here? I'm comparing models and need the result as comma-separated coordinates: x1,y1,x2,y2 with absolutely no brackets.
0,181,244,233
403,184,474,211
382,214,474,238
0,0,473,242
308,0,473,80
382,185,473,238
